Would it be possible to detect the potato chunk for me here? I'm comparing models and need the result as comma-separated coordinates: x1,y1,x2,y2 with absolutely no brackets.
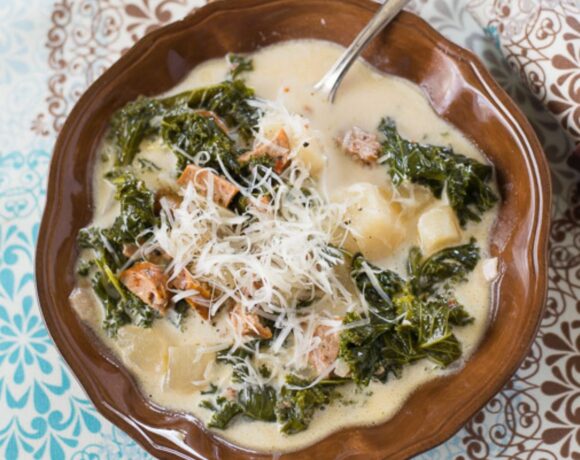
417,206,461,255
340,183,406,260
296,138,326,176
117,326,168,374
165,345,215,393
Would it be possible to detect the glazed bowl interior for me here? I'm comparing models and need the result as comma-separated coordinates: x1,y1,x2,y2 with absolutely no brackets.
35,0,550,459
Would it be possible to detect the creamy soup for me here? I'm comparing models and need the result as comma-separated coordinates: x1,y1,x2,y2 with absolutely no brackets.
71,40,499,453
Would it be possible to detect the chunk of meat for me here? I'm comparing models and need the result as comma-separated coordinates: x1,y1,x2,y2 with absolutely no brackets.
238,129,291,174
308,325,340,375
122,243,139,258
340,126,381,165
230,303,272,339
177,165,239,207
120,262,169,313
155,188,182,214
169,269,212,320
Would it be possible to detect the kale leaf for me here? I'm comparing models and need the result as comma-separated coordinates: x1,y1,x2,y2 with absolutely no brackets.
340,243,477,385
160,112,239,173
109,97,163,166
351,253,404,316
407,238,480,296
161,79,259,142
202,383,277,430
77,171,156,336
104,170,156,245
378,118,498,226
91,257,155,336
275,375,339,435
238,385,277,422
108,78,258,167
206,398,243,430
227,53,254,80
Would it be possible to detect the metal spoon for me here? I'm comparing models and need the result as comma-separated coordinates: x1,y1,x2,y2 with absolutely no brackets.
313,0,410,102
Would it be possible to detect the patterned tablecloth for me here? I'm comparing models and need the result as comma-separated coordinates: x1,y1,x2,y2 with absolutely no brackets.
0,1,577,459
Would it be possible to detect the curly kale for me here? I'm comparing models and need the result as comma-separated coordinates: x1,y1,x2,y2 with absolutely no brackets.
340,243,478,385
202,385,277,430
104,170,157,245
160,79,259,142
275,375,341,435
90,257,155,337
108,71,258,167
160,112,239,174
77,171,156,336
378,118,498,226
407,238,480,296
238,385,277,422
109,97,163,166
227,53,254,80
206,398,244,430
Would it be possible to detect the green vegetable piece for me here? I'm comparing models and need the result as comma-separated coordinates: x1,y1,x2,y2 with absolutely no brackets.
275,375,338,435
207,400,243,430
160,112,238,173
103,170,156,246
91,257,155,337
378,118,498,226
238,385,277,422
109,97,163,166
407,239,480,295
161,79,259,142
340,246,476,386
351,252,404,316
227,54,254,80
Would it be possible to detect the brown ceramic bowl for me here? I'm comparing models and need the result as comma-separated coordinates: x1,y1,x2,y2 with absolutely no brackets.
35,0,551,458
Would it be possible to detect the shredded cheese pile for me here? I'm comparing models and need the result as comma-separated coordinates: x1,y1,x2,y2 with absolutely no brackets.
140,103,359,379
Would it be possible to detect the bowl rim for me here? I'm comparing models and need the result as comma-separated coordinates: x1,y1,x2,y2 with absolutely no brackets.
35,0,551,458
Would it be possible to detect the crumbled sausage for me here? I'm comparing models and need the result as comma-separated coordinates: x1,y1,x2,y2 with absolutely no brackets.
340,126,380,165
120,262,169,313
308,325,340,375
155,188,182,214
169,269,212,320
177,165,239,207
122,243,139,258
230,303,272,339
238,129,291,174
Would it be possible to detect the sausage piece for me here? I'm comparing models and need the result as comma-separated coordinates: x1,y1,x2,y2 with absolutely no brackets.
120,262,169,313
230,303,272,339
340,127,381,165
238,129,291,174
308,325,340,375
177,165,239,207
169,269,212,320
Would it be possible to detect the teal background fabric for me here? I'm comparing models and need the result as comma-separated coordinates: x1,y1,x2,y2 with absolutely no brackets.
0,1,577,459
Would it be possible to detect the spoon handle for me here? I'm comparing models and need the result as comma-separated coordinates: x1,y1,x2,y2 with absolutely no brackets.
314,0,410,102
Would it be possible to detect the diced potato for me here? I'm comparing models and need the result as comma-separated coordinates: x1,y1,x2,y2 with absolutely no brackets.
338,183,406,260
391,183,434,218
117,326,169,374
164,345,215,393
417,206,461,255
296,138,326,176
